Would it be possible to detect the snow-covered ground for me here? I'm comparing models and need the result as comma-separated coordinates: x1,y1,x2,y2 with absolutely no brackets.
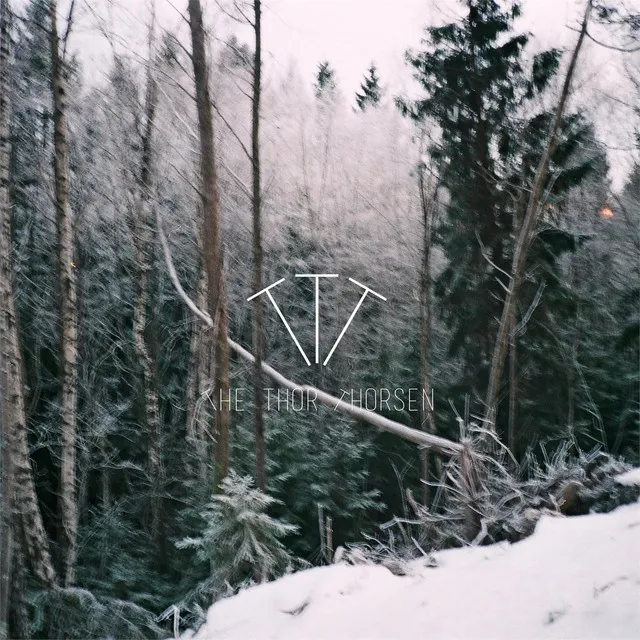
191,492,640,639
616,468,640,488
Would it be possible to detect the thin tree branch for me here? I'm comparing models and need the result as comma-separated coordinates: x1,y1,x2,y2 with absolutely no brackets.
61,0,76,62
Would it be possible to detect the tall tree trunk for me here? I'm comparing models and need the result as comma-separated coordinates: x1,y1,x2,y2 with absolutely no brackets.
0,12,13,624
484,1,592,430
50,0,78,587
251,0,266,491
418,164,437,505
0,0,57,591
185,269,205,443
131,51,164,548
185,261,213,484
187,0,231,489
507,188,522,456
0,350,12,640
0,18,12,605
566,260,576,430
507,311,517,455
8,526,29,640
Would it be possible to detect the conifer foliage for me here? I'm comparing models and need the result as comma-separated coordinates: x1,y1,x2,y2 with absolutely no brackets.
355,64,382,111
314,60,336,98
179,472,298,586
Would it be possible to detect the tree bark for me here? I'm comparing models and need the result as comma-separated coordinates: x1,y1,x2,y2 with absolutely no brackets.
8,525,29,640
0,4,12,614
50,0,78,587
185,259,212,483
484,0,592,430
251,0,266,491
418,164,437,505
130,46,164,548
187,0,231,489
0,13,12,603
185,268,205,443
0,350,11,640
507,311,517,455
0,0,57,591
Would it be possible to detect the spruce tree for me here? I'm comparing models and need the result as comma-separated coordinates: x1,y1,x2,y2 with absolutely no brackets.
397,0,594,442
314,60,336,99
398,1,534,401
178,472,297,586
355,64,382,111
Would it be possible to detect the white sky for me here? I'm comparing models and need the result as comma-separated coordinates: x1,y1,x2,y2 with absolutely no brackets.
68,0,583,90
49,0,640,188
259,0,575,90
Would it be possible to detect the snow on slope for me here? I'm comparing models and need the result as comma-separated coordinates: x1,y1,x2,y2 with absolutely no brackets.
616,468,640,488
191,500,640,640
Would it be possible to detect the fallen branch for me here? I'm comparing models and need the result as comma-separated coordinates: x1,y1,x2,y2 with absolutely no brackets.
157,219,463,457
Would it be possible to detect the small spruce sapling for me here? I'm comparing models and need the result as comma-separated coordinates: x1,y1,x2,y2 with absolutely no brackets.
178,472,298,586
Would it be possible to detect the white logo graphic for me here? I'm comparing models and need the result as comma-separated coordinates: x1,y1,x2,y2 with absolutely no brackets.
248,275,386,366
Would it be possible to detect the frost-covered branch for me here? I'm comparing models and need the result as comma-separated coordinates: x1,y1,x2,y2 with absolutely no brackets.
157,218,463,457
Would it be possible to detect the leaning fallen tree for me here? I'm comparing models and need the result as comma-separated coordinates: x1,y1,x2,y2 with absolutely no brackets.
157,218,463,458
484,0,593,430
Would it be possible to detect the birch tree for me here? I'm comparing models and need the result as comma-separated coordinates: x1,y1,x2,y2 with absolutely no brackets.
50,0,78,586
0,4,13,630
0,0,57,594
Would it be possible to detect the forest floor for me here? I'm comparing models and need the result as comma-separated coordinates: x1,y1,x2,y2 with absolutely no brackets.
189,472,640,640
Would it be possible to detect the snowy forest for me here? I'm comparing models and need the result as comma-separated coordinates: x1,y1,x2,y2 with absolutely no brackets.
0,0,639,638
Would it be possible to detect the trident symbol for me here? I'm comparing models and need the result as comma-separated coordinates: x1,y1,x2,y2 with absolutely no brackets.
247,275,386,366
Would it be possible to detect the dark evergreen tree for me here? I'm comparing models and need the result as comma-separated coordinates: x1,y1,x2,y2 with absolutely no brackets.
314,60,336,99
355,63,382,111
397,0,595,443
398,1,536,402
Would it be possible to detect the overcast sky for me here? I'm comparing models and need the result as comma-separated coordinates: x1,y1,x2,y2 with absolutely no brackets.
57,0,640,188
69,0,585,88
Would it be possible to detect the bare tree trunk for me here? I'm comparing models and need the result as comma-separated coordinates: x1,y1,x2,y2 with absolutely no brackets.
100,442,110,512
0,13,12,605
131,48,164,547
0,0,56,590
484,1,592,430
251,0,266,491
566,261,576,430
0,313,56,590
325,515,333,563
460,442,482,542
0,350,11,639
507,311,517,455
418,164,437,505
0,192,12,640
50,0,78,587
9,525,29,640
185,254,214,485
186,270,213,484
185,269,205,443
187,0,231,489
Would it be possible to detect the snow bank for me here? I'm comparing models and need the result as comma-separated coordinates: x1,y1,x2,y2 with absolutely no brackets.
616,468,640,487
192,501,640,639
